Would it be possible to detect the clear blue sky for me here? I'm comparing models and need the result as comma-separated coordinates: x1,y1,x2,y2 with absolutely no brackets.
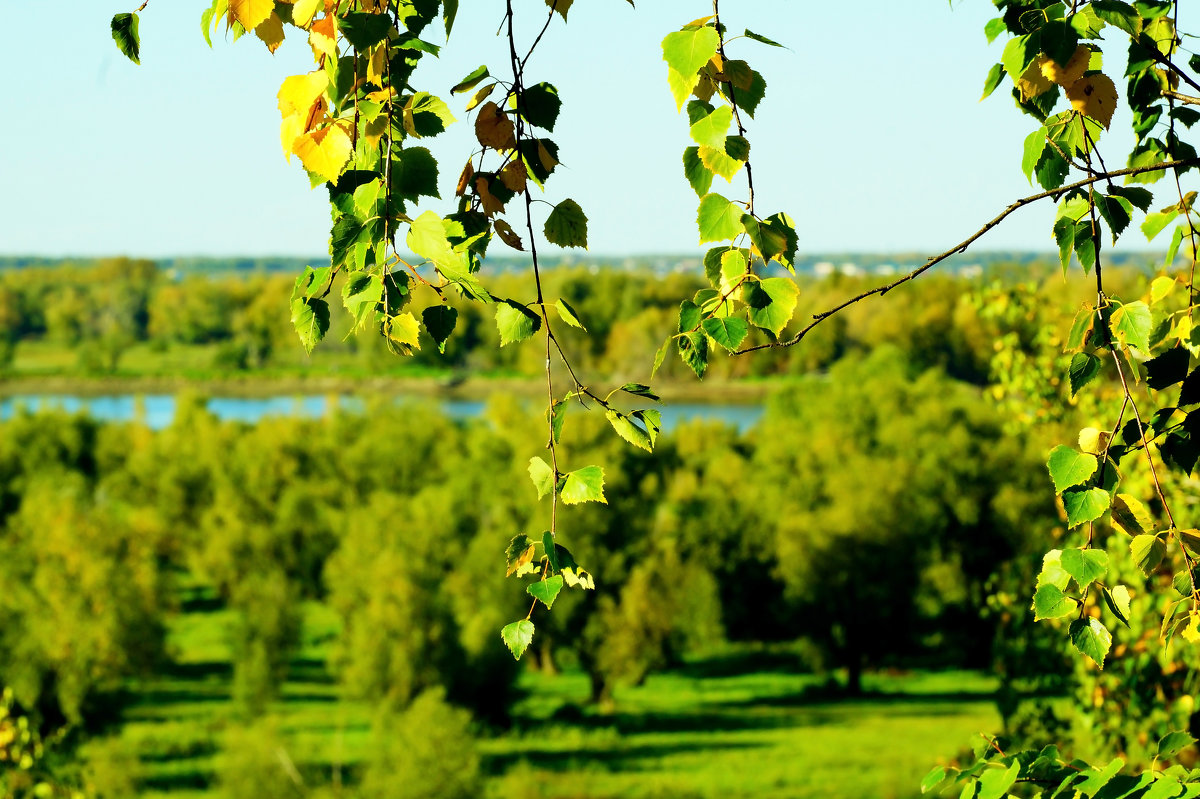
0,1,1152,258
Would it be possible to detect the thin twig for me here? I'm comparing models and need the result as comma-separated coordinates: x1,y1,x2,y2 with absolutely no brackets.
734,156,1200,355
1164,88,1200,106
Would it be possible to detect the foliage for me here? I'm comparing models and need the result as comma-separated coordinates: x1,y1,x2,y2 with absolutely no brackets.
88,0,1200,794
358,689,482,799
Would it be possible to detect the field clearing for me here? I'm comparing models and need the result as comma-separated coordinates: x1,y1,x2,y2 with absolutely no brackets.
108,598,1001,799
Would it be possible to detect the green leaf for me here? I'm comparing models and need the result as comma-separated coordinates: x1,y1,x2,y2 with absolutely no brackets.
1091,0,1142,36
1001,34,1034,81
1158,731,1197,759
743,28,784,48
697,193,745,244
683,147,715,197
505,534,536,577
1109,300,1153,353
553,298,586,330
1054,216,1076,273
554,544,595,589
984,18,1007,43
1062,487,1111,528
744,278,799,337
404,92,456,137
495,300,541,346
338,11,393,49
977,762,1020,799
561,466,606,505
1068,352,1101,396
544,199,588,248
1022,128,1047,182
1142,209,1178,241
201,1,219,47
1146,346,1191,390
528,575,564,610
717,64,766,118
1047,445,1098,493
679,299,702,333
742,213,798,271
678,331,709,379
1032,584,1076,620
1035,146,1070,191
111,13,141,64
1112,494,1154,536
702,316,749,352
662,27,721,109
421,305,457,353
501,619,534,660
651,337,671,378
1131,534,1167,574
921,766,948,795
291,297,330,353
1102,585,1132,627
391,147,441,203
606,410,657,452
528,456,555,500
1069,617,1113,668
619,383,660,401
1060,547,1109,589
1073,757,1124,795
342,273,384,329
451,65,490,94
1037,550,1072,591
981,63,1006,101
549,399,567,444
517,82,561,131
689,105,734,150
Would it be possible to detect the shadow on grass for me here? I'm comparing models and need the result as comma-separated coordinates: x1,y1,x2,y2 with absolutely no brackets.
140,768,213,793
515,704,836,737
483,739,765,776
719,687,997,710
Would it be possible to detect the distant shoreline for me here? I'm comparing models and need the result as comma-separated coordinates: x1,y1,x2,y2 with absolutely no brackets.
0,374,781,404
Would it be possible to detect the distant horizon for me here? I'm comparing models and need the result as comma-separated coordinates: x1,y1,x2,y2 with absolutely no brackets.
0,248,1171,262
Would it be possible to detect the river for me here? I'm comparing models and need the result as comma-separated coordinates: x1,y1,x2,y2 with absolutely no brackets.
0,394,764,431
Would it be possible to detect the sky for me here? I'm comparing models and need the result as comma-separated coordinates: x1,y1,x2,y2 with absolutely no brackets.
0,1,1159,259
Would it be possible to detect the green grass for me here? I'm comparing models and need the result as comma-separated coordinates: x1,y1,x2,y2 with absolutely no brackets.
100,595,1001,799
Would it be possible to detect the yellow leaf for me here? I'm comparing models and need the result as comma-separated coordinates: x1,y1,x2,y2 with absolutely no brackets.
1041,45,1090,87
278,71,328,158
229,0,273,31
386,312,421,350
1078,427,1110,455
464,82,497,113
498,160,528,194
494,219,524,251
366,45,386,87
362,115,387,149
1017,59,1054,102
475,176,505,216
1184,611,1200,644
475,101,516,150
292,122,352,183
1175,314,1194,345
1067,73,1118,129
254,13,285,54
292,0,322,28
692,71,717,103
455,160,475,196
1151,275,1177,304
545,0,573,20
684,15,715,27
278,71,328,117
309,14,337,60
536,141,558,172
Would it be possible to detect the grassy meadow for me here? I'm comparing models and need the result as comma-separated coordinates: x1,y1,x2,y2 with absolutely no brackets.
105,589,1000,799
